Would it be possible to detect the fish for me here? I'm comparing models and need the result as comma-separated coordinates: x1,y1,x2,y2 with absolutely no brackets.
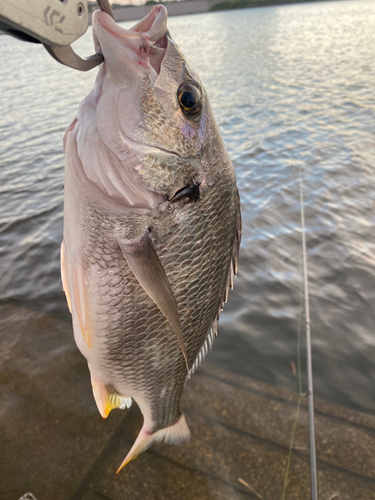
61,4,241,472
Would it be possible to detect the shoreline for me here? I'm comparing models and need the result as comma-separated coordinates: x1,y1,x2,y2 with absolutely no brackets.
90,0,342,23
210,0,339,12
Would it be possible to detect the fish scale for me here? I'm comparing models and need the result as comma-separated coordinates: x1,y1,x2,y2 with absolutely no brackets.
80,169,237,426
62,5,241,470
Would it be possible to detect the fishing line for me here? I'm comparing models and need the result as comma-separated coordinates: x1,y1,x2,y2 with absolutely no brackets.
281,269,303,500
282,168,318,500
299,168,318,500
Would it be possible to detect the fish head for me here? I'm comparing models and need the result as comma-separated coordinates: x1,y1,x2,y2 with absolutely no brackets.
73,6,227,209
91,5,219,167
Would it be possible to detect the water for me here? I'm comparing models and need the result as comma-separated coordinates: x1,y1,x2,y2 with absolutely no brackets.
0,0,374,486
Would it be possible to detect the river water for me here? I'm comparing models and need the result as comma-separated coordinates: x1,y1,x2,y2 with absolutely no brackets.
0,0,374,463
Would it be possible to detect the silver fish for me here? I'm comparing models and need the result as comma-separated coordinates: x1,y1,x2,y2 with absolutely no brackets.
61,5,241,472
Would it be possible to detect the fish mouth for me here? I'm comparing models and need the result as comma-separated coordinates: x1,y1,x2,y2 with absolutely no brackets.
92,5,168,76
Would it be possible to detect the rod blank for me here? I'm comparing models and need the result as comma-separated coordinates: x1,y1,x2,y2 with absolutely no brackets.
299,170,318,500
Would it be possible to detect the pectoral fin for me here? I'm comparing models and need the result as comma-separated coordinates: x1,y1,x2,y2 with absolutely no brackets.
117,230,189,371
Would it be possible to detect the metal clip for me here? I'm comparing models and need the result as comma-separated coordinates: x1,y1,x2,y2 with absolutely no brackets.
0,0,114,71
44,43,104,72
44,0,113,71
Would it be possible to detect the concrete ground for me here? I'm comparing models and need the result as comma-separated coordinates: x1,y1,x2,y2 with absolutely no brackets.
0,303,374,500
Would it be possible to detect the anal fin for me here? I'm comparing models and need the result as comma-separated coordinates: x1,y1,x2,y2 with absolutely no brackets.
118,229,189,371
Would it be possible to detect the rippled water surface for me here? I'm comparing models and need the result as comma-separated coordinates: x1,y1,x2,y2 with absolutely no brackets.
1,0,374,427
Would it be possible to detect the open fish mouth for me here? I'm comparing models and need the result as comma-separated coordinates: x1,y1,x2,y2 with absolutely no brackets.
92,5,169,77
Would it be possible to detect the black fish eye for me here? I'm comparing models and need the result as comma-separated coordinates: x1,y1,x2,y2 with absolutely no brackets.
180,91,196,108
178,83,202,118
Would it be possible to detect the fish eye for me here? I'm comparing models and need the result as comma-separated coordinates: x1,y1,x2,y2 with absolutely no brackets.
178,83,202,118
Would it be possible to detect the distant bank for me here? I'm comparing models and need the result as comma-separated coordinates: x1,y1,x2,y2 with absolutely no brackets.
89,0,338,23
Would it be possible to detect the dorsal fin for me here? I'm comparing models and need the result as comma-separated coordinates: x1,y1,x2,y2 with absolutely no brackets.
187,195,241,379
117,230,189,371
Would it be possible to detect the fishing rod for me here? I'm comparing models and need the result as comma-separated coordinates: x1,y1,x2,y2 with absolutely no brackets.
299,169,318,500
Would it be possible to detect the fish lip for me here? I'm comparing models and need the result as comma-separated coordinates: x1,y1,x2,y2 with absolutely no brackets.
131,5,168,41
92,6,168,56
93,11,134,41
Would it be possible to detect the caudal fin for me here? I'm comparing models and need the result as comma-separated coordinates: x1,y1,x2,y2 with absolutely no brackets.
116,413,190,473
